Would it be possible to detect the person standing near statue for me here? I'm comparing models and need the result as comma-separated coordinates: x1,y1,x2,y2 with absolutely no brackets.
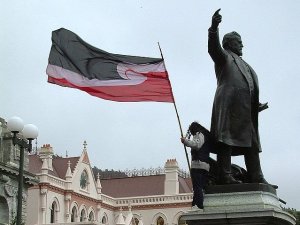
208,9,270,185
181,122,212,211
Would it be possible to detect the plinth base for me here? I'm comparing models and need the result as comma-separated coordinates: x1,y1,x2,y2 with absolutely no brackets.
180,184,296,225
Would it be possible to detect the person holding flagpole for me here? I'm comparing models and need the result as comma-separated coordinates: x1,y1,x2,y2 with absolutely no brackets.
181,122,212,211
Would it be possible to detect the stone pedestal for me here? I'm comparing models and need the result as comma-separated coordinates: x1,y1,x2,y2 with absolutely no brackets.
180,184,296,225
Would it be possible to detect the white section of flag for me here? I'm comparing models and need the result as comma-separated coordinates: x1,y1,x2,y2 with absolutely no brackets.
46,61,166,87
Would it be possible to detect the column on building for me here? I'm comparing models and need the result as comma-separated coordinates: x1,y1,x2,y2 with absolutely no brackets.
40,188,48,224
40,153,49,224
39,144,53,224
96,173,102,222
65,160,72,223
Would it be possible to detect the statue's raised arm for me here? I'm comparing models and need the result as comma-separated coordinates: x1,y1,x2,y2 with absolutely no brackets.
208,9,226,65
211,9,222,31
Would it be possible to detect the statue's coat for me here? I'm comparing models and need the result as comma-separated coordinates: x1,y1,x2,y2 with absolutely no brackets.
208,29,261,155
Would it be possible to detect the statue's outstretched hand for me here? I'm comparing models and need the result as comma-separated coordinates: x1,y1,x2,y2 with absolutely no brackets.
259,102,269,112
211,9,222,30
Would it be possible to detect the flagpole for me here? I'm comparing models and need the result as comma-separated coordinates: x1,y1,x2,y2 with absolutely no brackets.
157,42,191,173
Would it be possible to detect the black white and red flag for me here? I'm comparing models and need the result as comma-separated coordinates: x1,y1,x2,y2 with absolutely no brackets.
46,28,174,102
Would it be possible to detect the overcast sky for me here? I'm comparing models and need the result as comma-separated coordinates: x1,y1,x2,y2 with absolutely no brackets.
1,0,300,209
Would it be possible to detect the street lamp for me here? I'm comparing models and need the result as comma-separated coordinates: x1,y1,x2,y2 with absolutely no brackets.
7,116,38,225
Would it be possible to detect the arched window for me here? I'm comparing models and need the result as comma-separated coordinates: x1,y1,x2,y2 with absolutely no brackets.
50,202,55,223
133,217,139,225
88,211,94,221
102,214,107,224
175,211,186,225
50,201,58,223
157,216,164,225
80,209,86,222
71,206,77,222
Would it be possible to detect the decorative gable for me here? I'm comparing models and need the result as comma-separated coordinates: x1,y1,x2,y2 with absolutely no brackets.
69,141,98,197
82,151,90,164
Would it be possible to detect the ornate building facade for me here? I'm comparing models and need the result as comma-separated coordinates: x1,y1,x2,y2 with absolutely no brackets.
0,117,37,225
26,142,193,225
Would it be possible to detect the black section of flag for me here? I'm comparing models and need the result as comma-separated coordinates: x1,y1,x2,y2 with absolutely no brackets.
48,28,163,81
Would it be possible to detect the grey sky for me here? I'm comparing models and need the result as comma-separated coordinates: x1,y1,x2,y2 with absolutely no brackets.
1,0,300,209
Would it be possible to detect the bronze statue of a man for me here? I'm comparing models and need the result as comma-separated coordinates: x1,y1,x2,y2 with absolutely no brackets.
208,9,270,185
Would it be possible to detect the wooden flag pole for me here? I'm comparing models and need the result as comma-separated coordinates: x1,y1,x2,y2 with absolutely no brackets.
157,42,191,173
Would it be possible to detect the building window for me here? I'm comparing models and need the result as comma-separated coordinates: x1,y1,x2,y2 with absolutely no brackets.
102,215,107,224
88,211,94,221
80,209,86,222
50,201,57,223
80,170,88,190
157,216,164,225
71,206,77,222
133,217,139,225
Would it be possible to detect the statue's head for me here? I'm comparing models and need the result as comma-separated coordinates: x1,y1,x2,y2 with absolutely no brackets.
222,31,243,56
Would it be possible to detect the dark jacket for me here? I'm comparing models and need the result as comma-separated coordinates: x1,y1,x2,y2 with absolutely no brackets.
191,135,211,163
208,29,261,154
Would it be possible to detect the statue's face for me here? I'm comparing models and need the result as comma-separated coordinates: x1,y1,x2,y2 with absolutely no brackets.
228,36,243,56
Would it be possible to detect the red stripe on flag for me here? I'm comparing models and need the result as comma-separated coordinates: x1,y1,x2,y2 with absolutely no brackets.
48,76,174,103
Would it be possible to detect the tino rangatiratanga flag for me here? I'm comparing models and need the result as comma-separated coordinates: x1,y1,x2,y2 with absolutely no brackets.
46,28,174,102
